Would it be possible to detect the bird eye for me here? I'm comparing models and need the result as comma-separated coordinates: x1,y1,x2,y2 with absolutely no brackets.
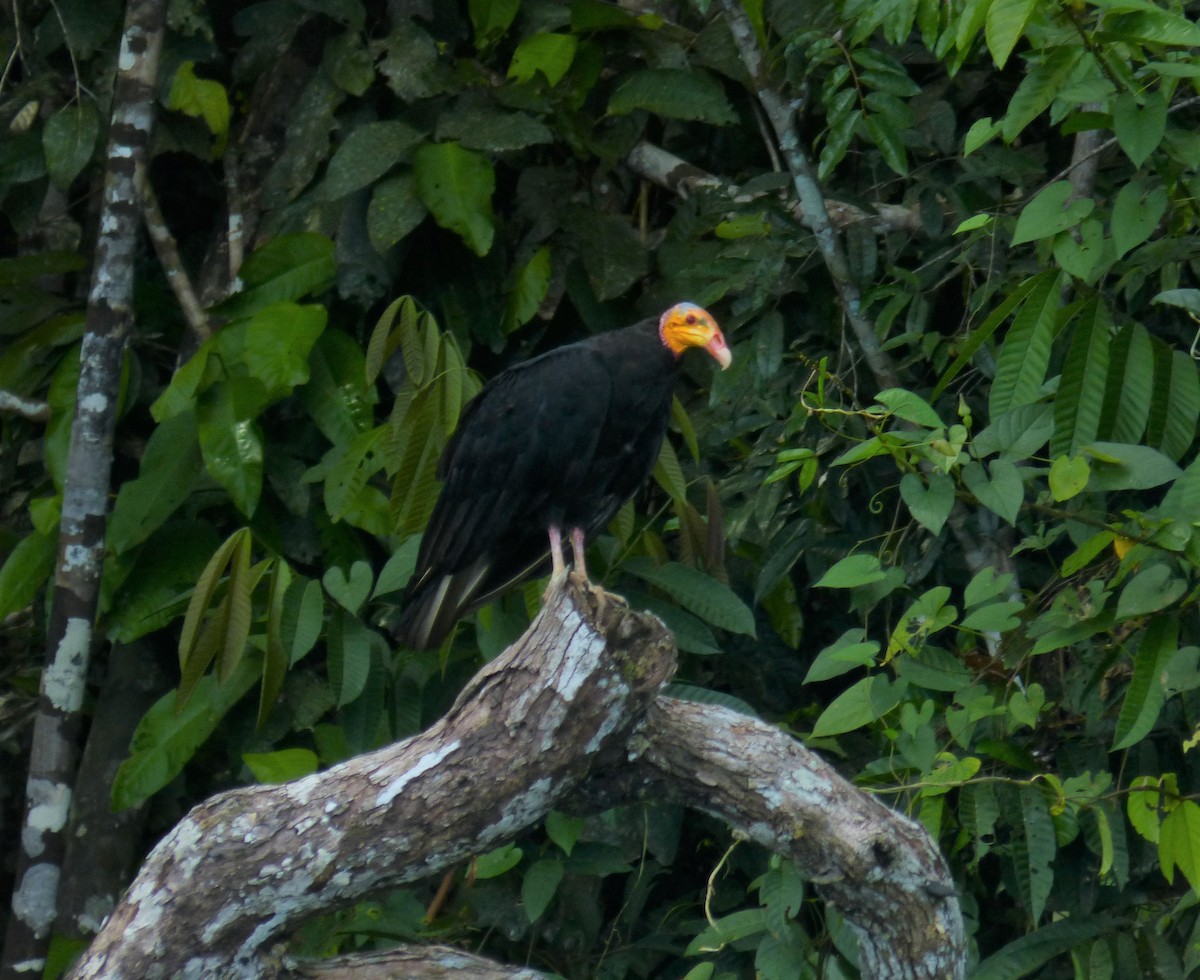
685,314,696,324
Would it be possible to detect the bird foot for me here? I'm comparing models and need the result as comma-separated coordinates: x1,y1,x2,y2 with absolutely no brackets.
543,567,569,601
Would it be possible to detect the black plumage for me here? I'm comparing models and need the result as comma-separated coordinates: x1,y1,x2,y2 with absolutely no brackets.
395,303,729,650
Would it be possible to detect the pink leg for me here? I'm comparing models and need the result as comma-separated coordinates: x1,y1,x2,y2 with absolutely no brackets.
549,525,567,578
570,527,588,582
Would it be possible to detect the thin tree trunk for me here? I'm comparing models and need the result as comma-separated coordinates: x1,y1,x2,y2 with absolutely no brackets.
0,1,165,975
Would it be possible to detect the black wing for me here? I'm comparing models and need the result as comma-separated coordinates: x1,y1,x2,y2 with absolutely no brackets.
395,344,614,648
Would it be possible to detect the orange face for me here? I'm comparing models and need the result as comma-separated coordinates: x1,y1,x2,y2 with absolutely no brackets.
659,303,732,369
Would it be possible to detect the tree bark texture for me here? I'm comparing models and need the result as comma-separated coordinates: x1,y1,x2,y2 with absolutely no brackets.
67,584,965,979
1,1,165,975
68,585,676,978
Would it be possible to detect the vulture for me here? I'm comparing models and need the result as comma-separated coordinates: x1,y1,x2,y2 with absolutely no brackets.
395,302,731,650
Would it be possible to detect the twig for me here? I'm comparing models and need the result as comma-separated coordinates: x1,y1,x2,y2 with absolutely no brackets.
0,390,50,422
717,0,900,389
142,178,211,347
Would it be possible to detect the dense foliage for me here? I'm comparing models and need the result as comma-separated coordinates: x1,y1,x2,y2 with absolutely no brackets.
3,0,1200,975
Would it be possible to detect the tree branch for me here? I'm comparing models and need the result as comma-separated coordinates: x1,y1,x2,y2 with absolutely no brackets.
66,582,964,979
67,584,676,979
634,699,965,980
625,141,924,235
716,0,900,390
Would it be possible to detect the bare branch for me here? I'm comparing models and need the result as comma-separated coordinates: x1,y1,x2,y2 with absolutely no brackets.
0,390,50,422
625,141,924,235
142,178,211,349
717,0,900,390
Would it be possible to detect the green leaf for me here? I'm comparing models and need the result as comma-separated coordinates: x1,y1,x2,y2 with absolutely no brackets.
197,381,265,517
899,471,954,535
508,33,577,85
546,810,585,857
436,99,555,152
1097,323,1153,444
1001,46,1082,142
469,0,519,45
502,246,551,334
473,842,523,879
873,388,943,427
1051,299,1110,458
260,561,290,729
323,560,374,614
1116,564,1185,623
1113,91,1167,169
1113,618,1178,750
811,675,899,737
0,530,55,620
985,0,1036,69
685,909,768,956
413,142,495,256
934,273,1046,400
108,411,203,555
167,62,230,155
1083,442,1180,492
804,629,879,682
324,427,388,525
864,111,908,176
112,658,259,810
1048,455,1089,501
522,858,563,923
962,458,1024,526
623,560,755,636
609,68,737,125
327,608,372,706
42,102,99,190
243,747,318,784
814,553,885,588
367,173,428,253
281,576,324,666
1112,181,1167,259
219,237,337,318
989,270,1061,417
1159,799,1200,894
323,120,424,199
217,532,254,683
566,208,648,302
1014,784,1055,921
389,386,447,536
1052,216,1108,282
962,117,1001,156
974,918,1117,980
965,567,1015,607
1011,182,1093,246
1148,349,1200,462
374,538,421,598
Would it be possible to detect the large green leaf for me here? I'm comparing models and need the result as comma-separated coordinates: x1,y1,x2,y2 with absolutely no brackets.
1112,180,1168,259
1050,299,1110,458
508,33,577,86
1159,800,1200,894
985,0,1036,69
0,530,55,620
217,236,336,317
42,101,99,190
1113,617,1178,750
811,675,900,737
1011,184,1092,246
111,657,260,810
1113,91,1167,168
367,173,428,253
623,559,755,636
1146,349,1200,462
323,120,424,199
1096,324,1153,444
197,380,266,517
1001,46,1083,142
989,270,1061,416
108,411,203,555
608,68,737,124
1013,784,1055,921
974,917,1117,980
413,141,495,256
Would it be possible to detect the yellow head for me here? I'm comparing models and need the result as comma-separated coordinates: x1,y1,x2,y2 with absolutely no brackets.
659,303,732,369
